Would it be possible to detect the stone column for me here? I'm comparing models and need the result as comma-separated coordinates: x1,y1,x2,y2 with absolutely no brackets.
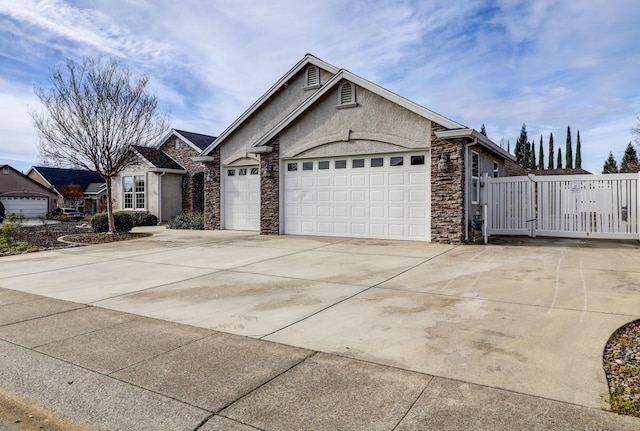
203,147,221,230
430,122,465,244
260,136,280,235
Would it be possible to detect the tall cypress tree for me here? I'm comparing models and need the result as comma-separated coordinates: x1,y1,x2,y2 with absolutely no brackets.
565,126,573,169
524,140,531,168
548,133,554,169
530,141,537,169
575,131,582,168
516,123,528,167
557,148,563,169
538,135,544,170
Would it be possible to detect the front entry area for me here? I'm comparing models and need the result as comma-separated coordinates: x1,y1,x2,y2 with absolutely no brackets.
224,166,260,231
283,153,430,241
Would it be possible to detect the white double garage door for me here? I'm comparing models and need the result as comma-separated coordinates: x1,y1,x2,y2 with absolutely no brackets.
0,196,49,218
224,153,430,241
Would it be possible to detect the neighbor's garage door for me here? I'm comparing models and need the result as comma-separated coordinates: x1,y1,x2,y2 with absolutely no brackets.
224,166,260,230
0,197,48,218
284,153,430,241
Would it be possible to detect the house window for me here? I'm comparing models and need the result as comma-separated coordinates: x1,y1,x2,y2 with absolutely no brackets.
493,161,499,178
239,168,247,176
337,82,357,107
305,65,320,89
352,159,365,168
250,167,259,175
318,161,330,170
371,158,383,167
287,163,298,171
335,160,347,169
2,167,9,174
123,175,145,209
302,162,313,171
390,156,404,166
227,169,235,176
471,151,479,204
174,138,180,149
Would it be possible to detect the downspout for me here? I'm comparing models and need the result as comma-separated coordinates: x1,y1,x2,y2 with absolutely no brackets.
157,172,166,224
463,138,477,242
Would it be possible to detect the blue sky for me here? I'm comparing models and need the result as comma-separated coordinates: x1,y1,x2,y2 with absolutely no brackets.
1,0,639,175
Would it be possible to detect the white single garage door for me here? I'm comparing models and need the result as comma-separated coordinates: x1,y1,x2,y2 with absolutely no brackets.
284,153,430,241
0,196,49,218
224,166,260,231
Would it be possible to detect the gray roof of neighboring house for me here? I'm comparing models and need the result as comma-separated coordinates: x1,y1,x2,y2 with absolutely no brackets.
85,182,107,194
133,145,185,170
174,130,216,151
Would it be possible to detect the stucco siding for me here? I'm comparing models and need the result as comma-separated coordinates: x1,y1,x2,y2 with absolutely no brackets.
220,66,336,166
279,82,431,158
160,173,183,221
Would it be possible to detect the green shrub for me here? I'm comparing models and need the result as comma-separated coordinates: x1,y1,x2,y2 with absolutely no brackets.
7,211,25,226
89,212,134,233
129,212,158,227
168,212,204,230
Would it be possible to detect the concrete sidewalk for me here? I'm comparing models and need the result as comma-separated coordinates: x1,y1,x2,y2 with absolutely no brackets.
1,228,639,429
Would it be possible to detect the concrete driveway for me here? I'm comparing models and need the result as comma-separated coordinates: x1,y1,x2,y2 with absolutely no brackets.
1,227,639,414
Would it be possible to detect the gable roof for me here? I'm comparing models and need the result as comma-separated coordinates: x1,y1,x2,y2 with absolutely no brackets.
201,54,340,155
251,68,466,148
0,165,59,197
173,129,217,151
156,129,217,153
132,146,187,172
29,166,104,192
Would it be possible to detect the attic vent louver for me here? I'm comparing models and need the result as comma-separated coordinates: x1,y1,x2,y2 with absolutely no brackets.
304,65,321,90
338,81,357,107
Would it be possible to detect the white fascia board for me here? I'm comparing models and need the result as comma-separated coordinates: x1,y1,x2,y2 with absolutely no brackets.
345,71,465,130
26,167,52,188
252,69,466,148
130,147,157,169
200,54,340,156
191,156,216,164
148,168,187,174
435,129,515,161
172,130,208,153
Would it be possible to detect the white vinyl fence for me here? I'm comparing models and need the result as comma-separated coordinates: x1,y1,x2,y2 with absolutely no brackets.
485,173,640,240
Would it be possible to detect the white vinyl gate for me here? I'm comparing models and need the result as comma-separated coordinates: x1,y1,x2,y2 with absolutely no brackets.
485,173,640,240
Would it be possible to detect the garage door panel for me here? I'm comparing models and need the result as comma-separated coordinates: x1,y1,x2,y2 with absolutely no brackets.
224,167,260,231
284,153,429,241
0,197,48,218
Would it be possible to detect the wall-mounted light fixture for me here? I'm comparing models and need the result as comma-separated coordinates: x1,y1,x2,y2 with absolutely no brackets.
262,165,273,178
205,170,214,182
438,154,449,172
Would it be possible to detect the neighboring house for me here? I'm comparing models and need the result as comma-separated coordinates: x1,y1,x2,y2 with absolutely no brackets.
505,163,591,177
0,164,58,218
27,166,106,214
111,129,216,222
193,54,514,244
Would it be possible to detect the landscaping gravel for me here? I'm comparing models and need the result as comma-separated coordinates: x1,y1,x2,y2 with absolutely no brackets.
604,319,640,417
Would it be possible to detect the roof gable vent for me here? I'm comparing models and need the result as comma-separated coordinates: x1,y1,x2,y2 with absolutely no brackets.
337,81,358,108
304,65,321,90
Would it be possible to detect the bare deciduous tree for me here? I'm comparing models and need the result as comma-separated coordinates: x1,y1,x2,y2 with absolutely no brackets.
32,57,169,233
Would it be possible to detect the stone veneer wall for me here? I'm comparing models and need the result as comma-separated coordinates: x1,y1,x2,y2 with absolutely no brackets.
430,122,466,244
260,136,280,235
203,146,220,230
162,137,206,213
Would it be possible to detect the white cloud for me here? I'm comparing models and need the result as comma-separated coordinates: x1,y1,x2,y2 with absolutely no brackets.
0,0,639,176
